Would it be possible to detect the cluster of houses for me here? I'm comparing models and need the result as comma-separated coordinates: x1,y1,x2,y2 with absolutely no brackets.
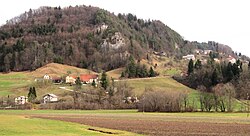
183,49,238,64
15,73,99,105
14,93,58,105
40,73,99,85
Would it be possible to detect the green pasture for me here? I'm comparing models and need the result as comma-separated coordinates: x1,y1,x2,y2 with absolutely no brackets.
0,114,140,136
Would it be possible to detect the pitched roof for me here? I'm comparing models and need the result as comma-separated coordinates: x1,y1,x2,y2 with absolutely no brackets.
79,74,98,82
44,93,58,98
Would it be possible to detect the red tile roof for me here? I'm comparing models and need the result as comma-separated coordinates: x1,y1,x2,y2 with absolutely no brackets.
79,74,98,82
69,74,98,82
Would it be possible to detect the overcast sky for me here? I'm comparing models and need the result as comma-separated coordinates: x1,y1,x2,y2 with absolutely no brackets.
0,0,249,56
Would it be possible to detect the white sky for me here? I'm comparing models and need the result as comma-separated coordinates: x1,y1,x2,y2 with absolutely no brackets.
0,0,249,56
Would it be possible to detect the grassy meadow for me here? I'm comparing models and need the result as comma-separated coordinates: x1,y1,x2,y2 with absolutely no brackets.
0,114,139,136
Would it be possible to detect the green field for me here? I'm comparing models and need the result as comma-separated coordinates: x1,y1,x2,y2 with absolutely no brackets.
1,110,249,123
0,72,31,96
121,77,193,96
0,113,140,136
1,110,250,135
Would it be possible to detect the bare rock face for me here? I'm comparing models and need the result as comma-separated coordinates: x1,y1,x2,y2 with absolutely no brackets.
101,32,125,49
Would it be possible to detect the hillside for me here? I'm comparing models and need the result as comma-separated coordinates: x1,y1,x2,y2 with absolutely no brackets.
0,5,241,74
0,5,185,73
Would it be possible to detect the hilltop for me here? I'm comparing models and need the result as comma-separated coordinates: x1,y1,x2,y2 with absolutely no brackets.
29,63,96,78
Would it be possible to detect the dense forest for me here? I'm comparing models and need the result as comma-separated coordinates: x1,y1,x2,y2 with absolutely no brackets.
0,5,242,72
175,53,250,102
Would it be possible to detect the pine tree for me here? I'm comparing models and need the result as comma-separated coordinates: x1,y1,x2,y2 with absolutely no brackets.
75,77,82,90
127,56,136,78
211,69,218,86
226,62,234,82
188,59,194,75
92,80,96,87
149,67,156,77
32,87,37,98
120,71,125,78
100,71,108,90
194,59,202,69
28,87,37,102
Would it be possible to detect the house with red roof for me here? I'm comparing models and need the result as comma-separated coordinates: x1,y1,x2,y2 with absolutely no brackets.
66,74,98,84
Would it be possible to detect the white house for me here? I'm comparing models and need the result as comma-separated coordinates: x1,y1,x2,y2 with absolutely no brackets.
204,50,212,55
65,75,77,84
183,54,195,60
43,94,58,103
15,96,28,105
43,74,51,80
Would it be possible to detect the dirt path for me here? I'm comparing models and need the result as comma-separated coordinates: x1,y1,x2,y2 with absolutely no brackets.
33,115,250,136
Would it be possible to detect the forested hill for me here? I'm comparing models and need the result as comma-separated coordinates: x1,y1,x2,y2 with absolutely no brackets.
0,5,238,72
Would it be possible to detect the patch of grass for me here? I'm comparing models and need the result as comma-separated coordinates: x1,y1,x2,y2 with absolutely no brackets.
106,68,124,79
0,114,139,136
0,109,137,115
123,77,193,96
0,72,31,96
162,68,181,76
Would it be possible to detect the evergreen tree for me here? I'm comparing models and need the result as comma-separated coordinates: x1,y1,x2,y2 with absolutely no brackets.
127,56,136,78
75,77,82,90
188,59,194,75
149,67,156,77
91,80,96,87
194,59,202,69
32,87,37,98
28,87,37,102
120,71,125,78
211,69,219,86
226,62,234,82
100,71,108,90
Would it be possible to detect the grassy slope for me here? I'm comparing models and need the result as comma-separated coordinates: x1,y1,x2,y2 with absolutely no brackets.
121,77,193,96
0,114,139,136
0,72,31,96
106,68,125,79
0,63,96,97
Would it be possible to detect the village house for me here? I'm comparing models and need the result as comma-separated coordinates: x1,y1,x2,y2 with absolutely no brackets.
204,50,212,55
43,94,58,103
43,74,51,80
182,54,195,60
227,56,236,63
15,96,28,105
66,74,98,84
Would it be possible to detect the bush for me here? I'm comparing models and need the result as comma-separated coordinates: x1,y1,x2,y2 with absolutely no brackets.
138,89,185,112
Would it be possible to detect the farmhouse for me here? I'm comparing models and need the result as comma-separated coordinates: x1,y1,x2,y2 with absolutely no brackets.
43,74,51,80
79,74,98,84
43,94,58,103
15,96,28,105
66,74,98,84
66,75,76,84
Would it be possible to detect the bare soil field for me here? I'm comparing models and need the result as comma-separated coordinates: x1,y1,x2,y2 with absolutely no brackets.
33,114,250,136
